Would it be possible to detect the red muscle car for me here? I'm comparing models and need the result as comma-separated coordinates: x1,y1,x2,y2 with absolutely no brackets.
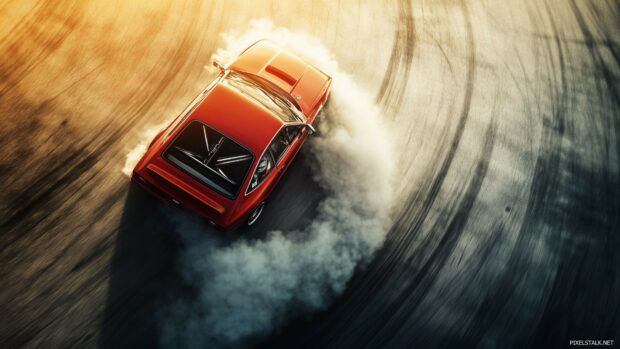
132,40,332,230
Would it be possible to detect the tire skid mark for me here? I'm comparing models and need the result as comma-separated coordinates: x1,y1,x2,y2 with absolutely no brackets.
454,1,618,345
452,2,571,345
0,0,171,192
0,1,89,221
0,150,100,251
0,0,65,87
0,0,82,95
0,0,203,249
0,0,46,50
381,121,497,349
369,0,476,277
375,0,415,115
2,191,124,347
1,19,208,346
569,0,620,169
523,2,620,345
0,1,214,346
0,2,125,197
276,2,479,347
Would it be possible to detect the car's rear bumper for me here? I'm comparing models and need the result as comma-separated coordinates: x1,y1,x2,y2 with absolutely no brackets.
131,170,236,231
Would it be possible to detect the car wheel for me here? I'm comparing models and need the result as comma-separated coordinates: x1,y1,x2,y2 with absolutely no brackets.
247,202,265,226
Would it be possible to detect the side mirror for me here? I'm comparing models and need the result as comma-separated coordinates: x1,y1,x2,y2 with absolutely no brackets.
212,60,225,71
305,124,316,135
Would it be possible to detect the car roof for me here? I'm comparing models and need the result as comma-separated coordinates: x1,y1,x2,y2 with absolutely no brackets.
185,81,284,155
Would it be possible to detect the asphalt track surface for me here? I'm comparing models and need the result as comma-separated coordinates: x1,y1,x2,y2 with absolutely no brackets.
1,0,619,348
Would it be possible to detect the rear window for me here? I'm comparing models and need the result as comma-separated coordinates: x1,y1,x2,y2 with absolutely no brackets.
163,121,254,199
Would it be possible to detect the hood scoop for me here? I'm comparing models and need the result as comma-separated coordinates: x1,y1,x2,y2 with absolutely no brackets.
261,52,307,92
265,64,298,86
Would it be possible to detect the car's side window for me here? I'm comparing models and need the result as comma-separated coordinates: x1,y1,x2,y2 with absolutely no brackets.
268,125,302,164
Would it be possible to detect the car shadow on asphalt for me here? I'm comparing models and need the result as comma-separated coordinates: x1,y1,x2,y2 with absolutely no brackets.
98,149,324,348
98,184,186,348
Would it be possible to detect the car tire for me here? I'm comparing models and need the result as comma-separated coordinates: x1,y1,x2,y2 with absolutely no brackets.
247,202,265,226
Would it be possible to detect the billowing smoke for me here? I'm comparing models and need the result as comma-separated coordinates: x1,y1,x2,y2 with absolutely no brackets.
121,123,166,177
123,20,396,348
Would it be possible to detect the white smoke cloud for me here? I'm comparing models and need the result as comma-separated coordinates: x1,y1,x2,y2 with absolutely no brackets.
154,20,396,348
121,123,166,177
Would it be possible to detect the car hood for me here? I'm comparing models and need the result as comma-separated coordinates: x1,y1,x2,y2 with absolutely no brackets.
229,40,330,116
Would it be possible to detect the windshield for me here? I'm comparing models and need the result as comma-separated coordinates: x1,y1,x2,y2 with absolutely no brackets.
223,71,305,123
163,121,254,199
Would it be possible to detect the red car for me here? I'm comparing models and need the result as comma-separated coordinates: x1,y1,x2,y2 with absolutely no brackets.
132,40,332,230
